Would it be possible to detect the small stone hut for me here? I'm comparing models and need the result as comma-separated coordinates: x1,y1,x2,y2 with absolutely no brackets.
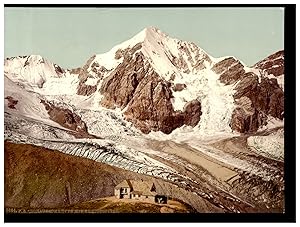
114,179,167,204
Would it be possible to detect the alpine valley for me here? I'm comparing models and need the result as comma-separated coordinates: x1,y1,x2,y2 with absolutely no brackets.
4,27,284,213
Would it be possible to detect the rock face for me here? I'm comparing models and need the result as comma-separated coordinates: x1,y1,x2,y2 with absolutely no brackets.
54,64,65,75
170,41,212,73
208,50,284,134
100,50,201,134
77,81,97,96
97,40,283,134
209,53,284,134
181,100,202,127
212,57,245,85
230,72,284,133
40,100,88,135
253,50,284,77
173,83,187,92
230,101,260,133
75,55,108,96
5,96,18,109
76,56,98,96
122,70,176,134
100,51,145,109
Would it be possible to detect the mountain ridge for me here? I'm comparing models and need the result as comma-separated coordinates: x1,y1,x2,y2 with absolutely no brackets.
4,27,284,135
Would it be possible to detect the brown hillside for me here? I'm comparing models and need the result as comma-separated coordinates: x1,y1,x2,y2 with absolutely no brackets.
4,141,221,212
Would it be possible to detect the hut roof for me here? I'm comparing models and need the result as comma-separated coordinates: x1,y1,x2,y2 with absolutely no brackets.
115,179,157,196
115,179,132,189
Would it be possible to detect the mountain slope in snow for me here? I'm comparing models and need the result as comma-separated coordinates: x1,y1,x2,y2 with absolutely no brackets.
79,27,284,135
4,55,66,89
4,27,284,136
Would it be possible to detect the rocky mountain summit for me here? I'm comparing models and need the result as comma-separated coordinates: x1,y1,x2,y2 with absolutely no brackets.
4,27,284,135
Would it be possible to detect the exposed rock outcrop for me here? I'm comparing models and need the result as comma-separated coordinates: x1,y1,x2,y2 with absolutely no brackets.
230,103,261,133
5,96,18,109
40,100,88,135
256,78,284,118
233,73,259,99
210,51,284,134
4,27,284,136
253,50,284,77
122,69,181,134
114,42,143,60
212,57,245,85
100,51,202,134
234,74,284,120
182,100,202,127
77,82,97,96
100,52,147,109
75,55,107,96
54,64,65,75
171,55,190,73
231,72,284,133
168,41,212,73
69,67,82,75
173,83,187,92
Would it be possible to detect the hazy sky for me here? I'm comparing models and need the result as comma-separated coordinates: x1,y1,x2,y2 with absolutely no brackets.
4,7,284,69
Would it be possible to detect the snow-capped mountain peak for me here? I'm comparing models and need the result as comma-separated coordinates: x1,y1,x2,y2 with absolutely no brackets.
4,54,67,89
89,26,213,81
4,27,284,138
116,26,166,48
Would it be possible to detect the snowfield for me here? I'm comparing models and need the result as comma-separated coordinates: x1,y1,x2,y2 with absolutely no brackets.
4,76,62,128
4,55,63,89
4,27,284,142
36,71,80,96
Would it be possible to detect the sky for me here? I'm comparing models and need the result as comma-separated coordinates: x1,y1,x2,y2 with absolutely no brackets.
4,7,284,69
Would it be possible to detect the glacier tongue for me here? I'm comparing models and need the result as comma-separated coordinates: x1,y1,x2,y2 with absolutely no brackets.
5,113,197,188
